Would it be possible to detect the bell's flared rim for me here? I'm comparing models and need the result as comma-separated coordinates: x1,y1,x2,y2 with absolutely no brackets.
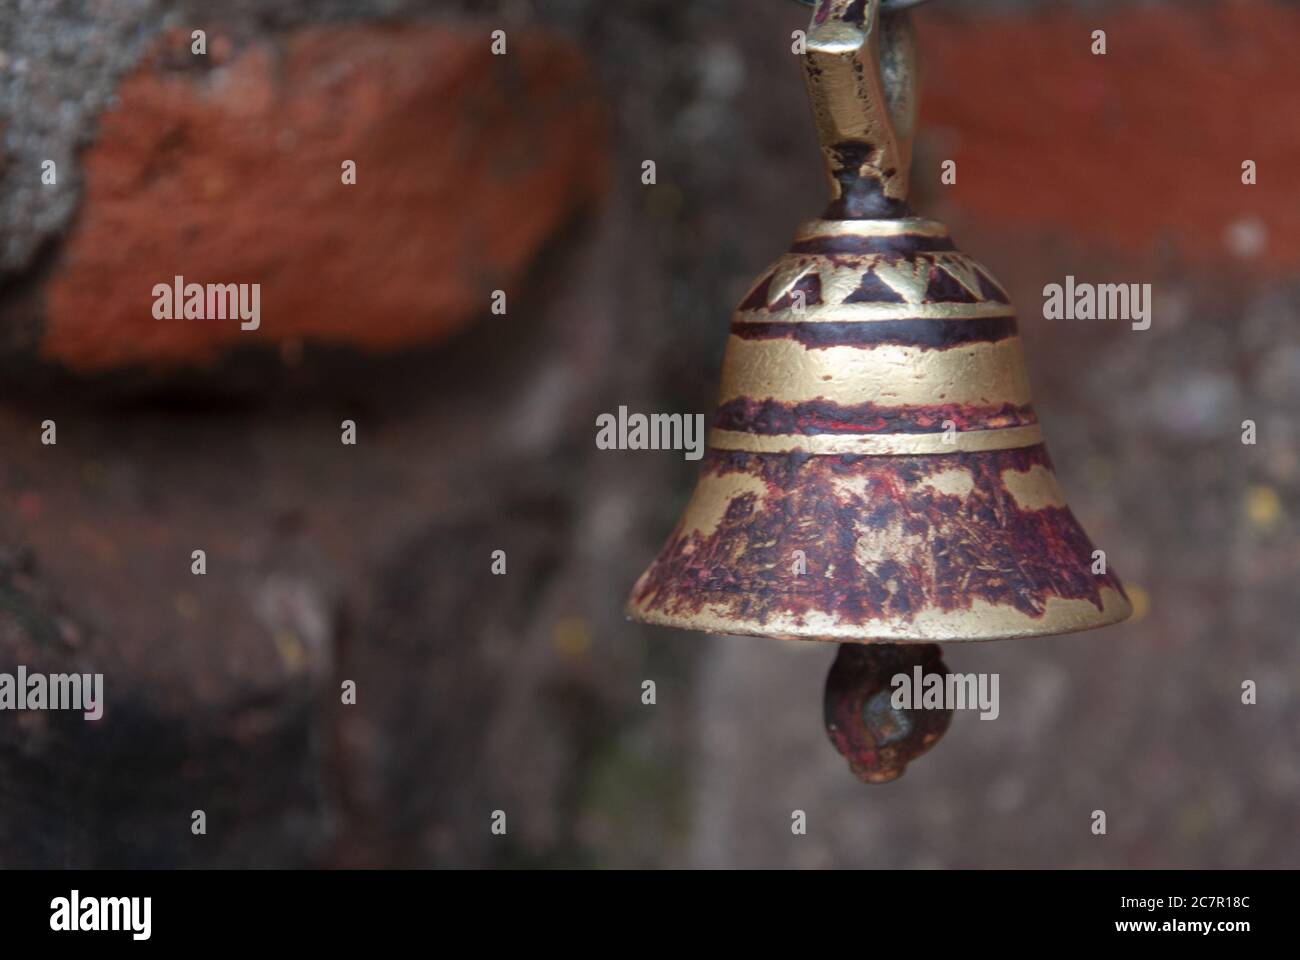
623,441,1132,646
626,584,1132,645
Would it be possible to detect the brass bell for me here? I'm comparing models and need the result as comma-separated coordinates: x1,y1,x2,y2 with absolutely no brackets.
627,0,1130,780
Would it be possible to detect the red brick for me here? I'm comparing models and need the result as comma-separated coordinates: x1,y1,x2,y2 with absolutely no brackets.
42,24,605,372
917,1,1300,269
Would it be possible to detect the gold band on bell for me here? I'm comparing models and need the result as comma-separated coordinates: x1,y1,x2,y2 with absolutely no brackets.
717,336,1034,408
793,218,950,241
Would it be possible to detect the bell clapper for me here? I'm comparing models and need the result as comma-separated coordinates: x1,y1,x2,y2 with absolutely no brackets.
824,642,953,783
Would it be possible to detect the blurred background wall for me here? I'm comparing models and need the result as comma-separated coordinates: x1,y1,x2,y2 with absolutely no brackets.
0,0,1296,867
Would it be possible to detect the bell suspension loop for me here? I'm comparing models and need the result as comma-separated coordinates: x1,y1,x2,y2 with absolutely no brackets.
802,0,918,217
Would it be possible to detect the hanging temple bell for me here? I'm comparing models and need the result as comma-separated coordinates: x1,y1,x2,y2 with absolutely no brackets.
626,0,1131,782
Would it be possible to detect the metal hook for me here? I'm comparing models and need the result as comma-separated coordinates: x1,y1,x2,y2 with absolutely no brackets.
800,0,919,212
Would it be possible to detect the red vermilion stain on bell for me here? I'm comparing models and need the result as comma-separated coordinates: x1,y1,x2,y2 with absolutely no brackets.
631,446,1124,629
824,642,952,783
712,396,1037,435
